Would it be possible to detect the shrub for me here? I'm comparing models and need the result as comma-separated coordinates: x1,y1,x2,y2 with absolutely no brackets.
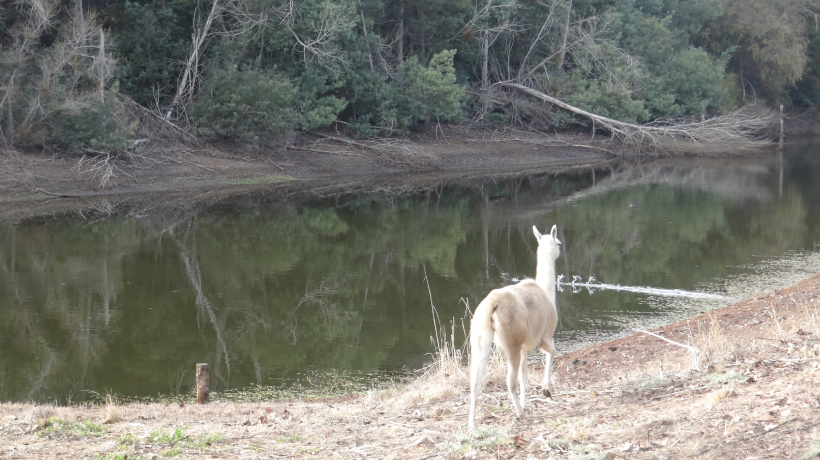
192,66,297,140
387,49,465,129
568,71,650,123
50,89,134,151
105,0,190,107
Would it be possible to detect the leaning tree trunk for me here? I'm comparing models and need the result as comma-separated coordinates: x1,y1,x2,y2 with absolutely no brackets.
165,0,221,119
496,82,774,154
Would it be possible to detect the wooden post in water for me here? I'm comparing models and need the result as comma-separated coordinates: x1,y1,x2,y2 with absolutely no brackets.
196,363,210,404
779,104,784,149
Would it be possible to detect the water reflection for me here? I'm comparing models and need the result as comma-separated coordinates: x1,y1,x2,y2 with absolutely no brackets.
1,144,819,403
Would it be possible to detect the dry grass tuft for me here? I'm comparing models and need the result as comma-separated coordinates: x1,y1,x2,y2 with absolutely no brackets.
706,388,731,406
693,312,745,371
104,395,121,424
399,316,469,408
29,405,56,428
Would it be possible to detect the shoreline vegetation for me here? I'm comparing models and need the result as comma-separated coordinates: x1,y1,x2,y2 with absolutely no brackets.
1,266,819,459
5,0,820,195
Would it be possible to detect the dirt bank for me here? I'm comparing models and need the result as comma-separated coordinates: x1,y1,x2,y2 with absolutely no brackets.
1,273,818,459
0,126,630,205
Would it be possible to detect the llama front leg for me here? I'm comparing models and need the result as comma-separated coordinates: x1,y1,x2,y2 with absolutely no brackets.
541,338,556,398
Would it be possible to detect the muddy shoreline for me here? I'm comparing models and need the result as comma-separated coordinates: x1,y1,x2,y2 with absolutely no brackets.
0,127,639,207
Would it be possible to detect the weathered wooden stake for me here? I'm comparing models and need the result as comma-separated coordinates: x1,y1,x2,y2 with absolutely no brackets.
779,104,784,149
196,363,210,404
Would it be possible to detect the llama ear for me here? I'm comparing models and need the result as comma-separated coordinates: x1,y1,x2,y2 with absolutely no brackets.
550,225,558,240
532,225,542,241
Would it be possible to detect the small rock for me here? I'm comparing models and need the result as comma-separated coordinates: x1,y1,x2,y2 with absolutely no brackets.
604,453,617,460
620,442,632,452
460,452,478,460
412,436,435,447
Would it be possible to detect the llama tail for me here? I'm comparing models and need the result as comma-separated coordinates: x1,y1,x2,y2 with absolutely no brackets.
469,302,497,429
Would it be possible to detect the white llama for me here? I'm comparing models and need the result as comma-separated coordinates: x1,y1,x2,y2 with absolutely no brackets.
468,225,561,429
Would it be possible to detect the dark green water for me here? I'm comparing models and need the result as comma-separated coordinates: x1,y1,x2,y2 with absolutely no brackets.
1,144,819,403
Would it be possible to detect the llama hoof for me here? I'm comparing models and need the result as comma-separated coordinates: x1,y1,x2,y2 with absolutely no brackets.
543,389,552,398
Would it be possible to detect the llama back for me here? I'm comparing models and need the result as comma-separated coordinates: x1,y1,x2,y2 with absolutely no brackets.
473,280,554,352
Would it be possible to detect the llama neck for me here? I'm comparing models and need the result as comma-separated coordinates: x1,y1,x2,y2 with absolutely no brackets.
535,259,556,305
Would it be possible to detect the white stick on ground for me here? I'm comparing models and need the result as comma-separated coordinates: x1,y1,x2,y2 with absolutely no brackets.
633,328,700,369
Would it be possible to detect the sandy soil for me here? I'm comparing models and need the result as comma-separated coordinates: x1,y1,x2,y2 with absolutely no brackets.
1,273,818,460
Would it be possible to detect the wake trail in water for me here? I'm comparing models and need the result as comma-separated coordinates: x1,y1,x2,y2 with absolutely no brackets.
556,275,734,301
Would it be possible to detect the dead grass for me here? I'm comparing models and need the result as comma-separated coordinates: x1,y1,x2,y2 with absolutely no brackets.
104,395,121,425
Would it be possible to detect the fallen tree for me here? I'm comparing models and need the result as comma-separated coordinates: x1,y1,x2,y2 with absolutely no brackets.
495,82,776,154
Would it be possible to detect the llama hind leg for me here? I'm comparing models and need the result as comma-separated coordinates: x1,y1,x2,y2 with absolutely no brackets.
540,337,556,398
468,332,494,430
505,351,525,417
518,348,528,412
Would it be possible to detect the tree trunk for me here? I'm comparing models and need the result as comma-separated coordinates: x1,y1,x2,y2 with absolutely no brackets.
98,28,105,101
481,32,489,114
740,61,746,103
361,10,374,70
397,2,404,63
5,70,16,141
557,0,571,70
165,0,221,119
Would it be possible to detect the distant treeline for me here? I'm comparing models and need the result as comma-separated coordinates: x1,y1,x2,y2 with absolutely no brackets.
1,0,819,151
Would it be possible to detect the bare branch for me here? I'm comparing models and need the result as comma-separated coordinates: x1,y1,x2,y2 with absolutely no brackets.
283,0,355,69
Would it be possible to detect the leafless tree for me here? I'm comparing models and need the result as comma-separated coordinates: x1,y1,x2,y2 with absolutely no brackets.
0,0,58,144
165,0,222,120
0,1,117,147
164,0,351,121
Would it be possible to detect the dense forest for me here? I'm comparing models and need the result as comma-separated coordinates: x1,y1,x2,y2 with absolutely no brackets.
1,0,819,152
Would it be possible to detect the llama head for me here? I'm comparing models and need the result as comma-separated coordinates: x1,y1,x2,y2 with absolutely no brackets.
532,225,561,261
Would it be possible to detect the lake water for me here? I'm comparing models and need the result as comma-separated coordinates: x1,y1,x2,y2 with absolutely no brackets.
1,143,819,403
